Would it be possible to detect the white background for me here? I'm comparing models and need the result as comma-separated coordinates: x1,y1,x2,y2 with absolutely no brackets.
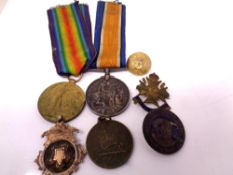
1,0,233,174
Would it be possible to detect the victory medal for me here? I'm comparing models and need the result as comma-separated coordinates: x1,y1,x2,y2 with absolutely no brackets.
35,2,96,174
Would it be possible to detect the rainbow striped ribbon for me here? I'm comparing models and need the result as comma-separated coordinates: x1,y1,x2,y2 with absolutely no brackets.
47,2,96,76
91,1,126,69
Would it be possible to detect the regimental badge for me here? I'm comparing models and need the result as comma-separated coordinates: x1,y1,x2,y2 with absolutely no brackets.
136,73,169,106
35,122,86,175
133,73,185,154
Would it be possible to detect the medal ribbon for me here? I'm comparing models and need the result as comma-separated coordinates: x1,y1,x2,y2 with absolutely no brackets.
91,1,126,69
47,2,96,76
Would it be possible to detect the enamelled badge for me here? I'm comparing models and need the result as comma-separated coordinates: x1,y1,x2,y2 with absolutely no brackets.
85,1,133,169
35,2,96,174
133,73,185,154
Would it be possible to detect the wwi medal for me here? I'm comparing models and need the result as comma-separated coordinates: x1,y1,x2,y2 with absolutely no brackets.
86,1,133,169
36,2,96,174
38,80,85,122
86,72,130,117
133,73,185,154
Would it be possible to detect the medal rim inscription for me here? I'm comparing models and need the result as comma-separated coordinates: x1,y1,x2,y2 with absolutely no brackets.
38,81,85,123
127,52,152,76
86,119,133,169
86,76,130,117
143,108,185,154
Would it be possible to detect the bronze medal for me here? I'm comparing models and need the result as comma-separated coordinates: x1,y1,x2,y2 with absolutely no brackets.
86,74,130,117
38,80,85,122
86,119,133,169
133,73,185,154
35,122,86,175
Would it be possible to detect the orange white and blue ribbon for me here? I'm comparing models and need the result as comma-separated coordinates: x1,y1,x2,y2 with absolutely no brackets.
47,2,96,76
91,1,126,69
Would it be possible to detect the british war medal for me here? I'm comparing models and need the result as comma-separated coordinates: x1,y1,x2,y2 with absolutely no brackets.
86,1,133,169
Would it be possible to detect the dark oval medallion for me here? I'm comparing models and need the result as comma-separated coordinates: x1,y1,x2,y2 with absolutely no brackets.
86,120,133,169
143,108,185,154
43,140,76,173
86,76,130,117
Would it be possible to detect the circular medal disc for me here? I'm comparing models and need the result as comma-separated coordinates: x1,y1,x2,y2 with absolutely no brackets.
86,120,133,169
38,82,85,122
86,77,130,117
143,108,185,154
43,140,76,173
127,52,151,76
